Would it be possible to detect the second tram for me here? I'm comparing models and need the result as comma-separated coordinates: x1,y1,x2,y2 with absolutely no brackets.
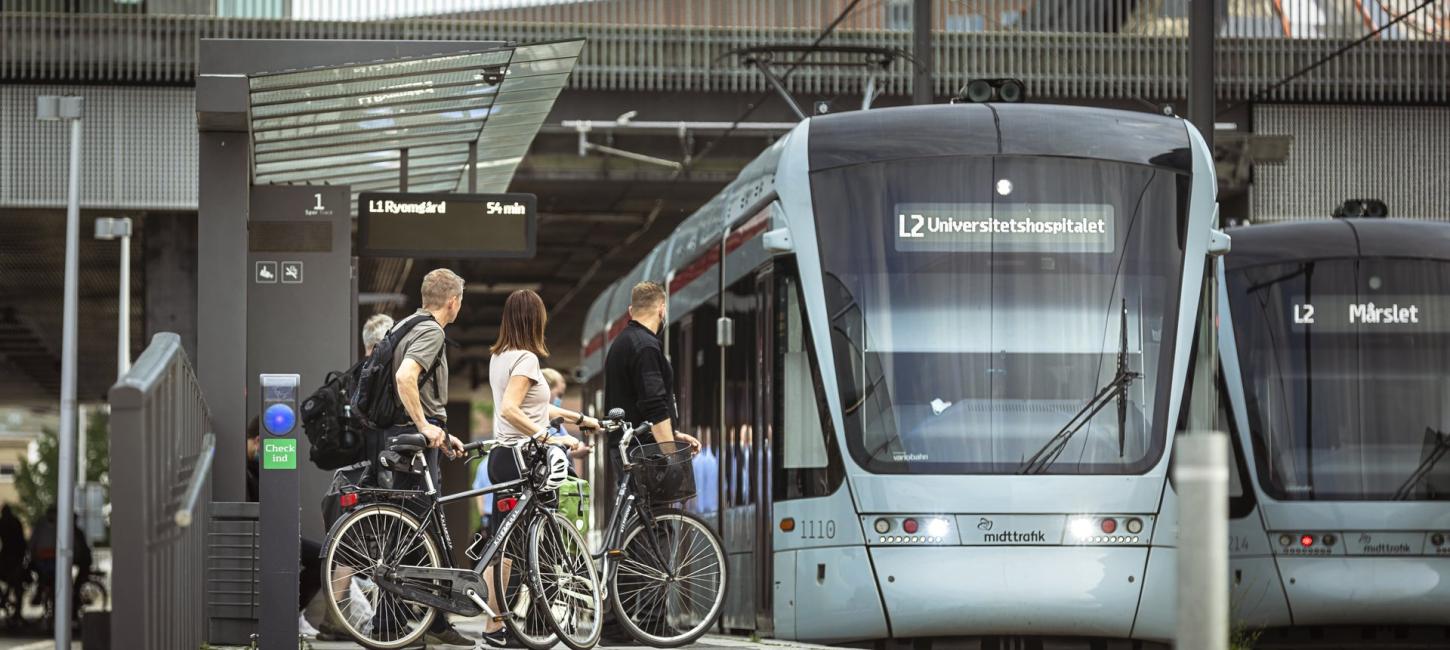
1217,218,1450,645
579,102,1223,646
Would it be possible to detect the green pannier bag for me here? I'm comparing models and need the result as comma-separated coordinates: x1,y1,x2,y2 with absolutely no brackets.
557,476,590,536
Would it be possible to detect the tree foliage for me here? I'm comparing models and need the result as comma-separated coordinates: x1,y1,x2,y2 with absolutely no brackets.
13,409,110,528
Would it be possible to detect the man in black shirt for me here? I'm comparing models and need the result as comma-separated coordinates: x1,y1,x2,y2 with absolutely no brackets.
604,281,700,454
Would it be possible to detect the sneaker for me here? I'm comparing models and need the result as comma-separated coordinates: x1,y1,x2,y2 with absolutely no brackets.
314,616,351,641
298,612,321,638
425,621,476,647
481,628,513,648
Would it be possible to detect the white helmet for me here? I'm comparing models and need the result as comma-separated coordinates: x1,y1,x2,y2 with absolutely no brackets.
541,445,570,492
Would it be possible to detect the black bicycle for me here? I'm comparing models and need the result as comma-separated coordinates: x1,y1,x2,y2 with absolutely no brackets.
320,433,603,650
593,409,728,647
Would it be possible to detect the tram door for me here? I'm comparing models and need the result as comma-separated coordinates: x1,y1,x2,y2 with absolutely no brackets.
719,266,774,633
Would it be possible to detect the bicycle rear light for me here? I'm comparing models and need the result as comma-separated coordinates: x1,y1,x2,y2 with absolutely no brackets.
497,497,518,512
338,492,358,509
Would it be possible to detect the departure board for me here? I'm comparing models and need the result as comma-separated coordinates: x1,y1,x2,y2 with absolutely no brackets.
358,192,537,259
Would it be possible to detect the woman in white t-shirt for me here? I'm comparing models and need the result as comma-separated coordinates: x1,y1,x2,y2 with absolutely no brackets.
489,289,600,455
480,289,600,644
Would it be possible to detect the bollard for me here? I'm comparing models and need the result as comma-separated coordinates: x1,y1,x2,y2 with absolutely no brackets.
1176,432,1229,650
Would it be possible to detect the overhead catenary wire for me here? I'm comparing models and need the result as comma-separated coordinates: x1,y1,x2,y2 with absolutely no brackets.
551,0,871,317
1217,0,1440,116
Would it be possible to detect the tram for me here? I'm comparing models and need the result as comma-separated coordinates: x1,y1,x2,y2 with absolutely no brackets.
578,102,1223,646
1217,218,1450,645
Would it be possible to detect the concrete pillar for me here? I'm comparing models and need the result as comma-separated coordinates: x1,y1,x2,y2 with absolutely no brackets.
143,212,198,361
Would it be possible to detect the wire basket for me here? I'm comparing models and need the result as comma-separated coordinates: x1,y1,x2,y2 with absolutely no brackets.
627,441,696,504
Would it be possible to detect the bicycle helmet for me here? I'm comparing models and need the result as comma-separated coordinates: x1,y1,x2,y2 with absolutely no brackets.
542,445,570,491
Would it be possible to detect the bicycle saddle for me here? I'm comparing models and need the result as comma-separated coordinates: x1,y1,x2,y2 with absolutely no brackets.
387,432,428,453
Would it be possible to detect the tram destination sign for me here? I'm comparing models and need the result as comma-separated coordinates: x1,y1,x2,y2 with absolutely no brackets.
358,192,537,259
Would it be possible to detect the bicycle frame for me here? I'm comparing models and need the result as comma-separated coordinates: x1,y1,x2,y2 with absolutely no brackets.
591,419,658,591
326,443,546,618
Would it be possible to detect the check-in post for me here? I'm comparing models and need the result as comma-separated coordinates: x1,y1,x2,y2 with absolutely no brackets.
258,373,300,650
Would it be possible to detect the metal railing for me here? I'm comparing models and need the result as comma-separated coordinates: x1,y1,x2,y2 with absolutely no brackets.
0,0,1445,103
108,332,214,650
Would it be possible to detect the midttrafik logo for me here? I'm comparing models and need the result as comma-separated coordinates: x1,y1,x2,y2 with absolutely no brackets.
983,530,1047,543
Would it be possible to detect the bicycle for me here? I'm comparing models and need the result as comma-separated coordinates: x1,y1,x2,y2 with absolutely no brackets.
591,409,728,648
78,568,107,612
319,432,603,650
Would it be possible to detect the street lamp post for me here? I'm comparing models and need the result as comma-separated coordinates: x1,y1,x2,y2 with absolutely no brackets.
89,216,133,541
37,94,83,649
94,217,134,378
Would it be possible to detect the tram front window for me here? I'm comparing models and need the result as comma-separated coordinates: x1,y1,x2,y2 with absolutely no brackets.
1227,258,1450,501
811,156,1187,475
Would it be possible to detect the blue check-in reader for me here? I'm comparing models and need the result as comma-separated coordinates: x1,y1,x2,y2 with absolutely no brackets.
259,373,300,469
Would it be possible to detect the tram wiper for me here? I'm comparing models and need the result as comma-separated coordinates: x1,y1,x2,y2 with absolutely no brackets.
1391,427,1450,501
1018,299,1141,475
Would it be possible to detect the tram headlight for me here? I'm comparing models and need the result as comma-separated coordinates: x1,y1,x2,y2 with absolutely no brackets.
1069,517,1095,541
874,518,892,534
926,518,950,539
1431,533,1444,547
1126,518,1143,534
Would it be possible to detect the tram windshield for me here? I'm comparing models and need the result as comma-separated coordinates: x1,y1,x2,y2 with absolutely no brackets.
1227,257,1450,501
811,156,1187,474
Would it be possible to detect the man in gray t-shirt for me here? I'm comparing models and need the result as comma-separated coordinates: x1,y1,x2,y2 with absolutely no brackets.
391,310,449,424
393,269,466,457
378,269,472,646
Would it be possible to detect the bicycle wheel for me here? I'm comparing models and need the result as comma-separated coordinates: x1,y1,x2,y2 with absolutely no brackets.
609,509,726,647
323,504,441,650
78,578,107,611
529,511,604,650
494,514,559,650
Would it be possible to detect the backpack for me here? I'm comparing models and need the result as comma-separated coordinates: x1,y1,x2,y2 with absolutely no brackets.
557,476,590,536
350,313,446,430
300,362,365,470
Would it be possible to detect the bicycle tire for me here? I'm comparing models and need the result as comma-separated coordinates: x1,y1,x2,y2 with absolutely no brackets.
322,504,441,650
529,511,604,650
609,509,727,648
79,578,107,611
494,513,560,650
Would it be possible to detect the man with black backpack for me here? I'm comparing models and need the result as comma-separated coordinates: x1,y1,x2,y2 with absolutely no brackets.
352,268,471,646
356,268,467,459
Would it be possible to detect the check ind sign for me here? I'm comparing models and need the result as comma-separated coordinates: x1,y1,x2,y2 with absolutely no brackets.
263,438,297,470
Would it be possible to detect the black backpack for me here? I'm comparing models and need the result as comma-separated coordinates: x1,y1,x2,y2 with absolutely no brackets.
300,362,365,470
350,313,446,430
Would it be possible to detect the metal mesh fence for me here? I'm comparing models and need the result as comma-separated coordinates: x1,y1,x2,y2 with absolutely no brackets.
1251,104,1450,222
0,84,196,209
1,0,1445,101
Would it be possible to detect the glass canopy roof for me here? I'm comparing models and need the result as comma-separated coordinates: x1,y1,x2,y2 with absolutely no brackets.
248,39,584,206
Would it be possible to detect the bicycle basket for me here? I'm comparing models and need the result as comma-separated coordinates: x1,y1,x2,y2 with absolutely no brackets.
627,441,696,504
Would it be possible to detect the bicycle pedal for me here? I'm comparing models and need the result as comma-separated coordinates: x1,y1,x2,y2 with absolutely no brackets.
491,614,508,623
606,549,624,557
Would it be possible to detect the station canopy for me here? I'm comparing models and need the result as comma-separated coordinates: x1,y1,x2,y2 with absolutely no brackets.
247,39,584,207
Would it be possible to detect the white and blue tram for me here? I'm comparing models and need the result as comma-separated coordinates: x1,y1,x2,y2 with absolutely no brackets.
1216,218,1450,645
578,103,1223,647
